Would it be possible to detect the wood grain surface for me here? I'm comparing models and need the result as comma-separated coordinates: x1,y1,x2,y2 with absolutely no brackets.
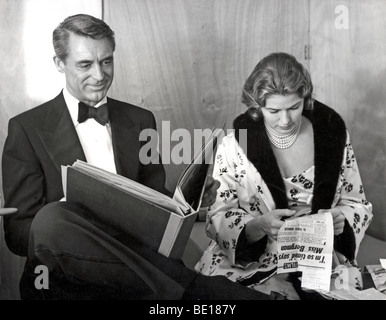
105,0,310,190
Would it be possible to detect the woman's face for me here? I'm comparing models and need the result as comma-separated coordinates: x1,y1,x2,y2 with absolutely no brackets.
261,93,304,135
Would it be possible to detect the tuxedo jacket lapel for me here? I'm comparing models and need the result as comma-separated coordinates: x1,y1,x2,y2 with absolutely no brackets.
36,93,141,179
36,92,86,173
108,98,139,180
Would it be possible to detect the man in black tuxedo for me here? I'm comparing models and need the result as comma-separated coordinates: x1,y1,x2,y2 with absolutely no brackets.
2,14,267,300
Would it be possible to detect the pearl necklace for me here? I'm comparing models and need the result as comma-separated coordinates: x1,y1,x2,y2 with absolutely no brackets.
265,119,302,149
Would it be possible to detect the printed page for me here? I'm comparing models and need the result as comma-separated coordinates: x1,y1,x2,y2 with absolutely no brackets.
174,126,225,211
351,287,386,300
322,286,386,300
61,165,68,199
277,212,334,292
70,160,187,216
365,264,386,292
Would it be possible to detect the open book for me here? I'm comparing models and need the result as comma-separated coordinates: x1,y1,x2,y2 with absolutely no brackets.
62,126,223,259
173,126,225,213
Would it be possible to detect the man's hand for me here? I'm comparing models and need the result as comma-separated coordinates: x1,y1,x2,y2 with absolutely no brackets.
200,176,220,208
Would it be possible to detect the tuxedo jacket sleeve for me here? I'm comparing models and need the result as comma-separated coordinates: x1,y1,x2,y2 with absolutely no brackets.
2,92,170,257
2,105,64,256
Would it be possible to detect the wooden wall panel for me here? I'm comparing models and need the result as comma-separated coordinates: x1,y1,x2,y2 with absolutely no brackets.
0,0,102,300
104,0,310,190
0,0,102,177
310,0,386,240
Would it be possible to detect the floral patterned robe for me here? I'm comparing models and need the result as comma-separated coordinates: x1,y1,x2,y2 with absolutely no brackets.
195,101,373,287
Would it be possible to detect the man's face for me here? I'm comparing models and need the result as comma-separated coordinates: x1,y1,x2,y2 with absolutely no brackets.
56,33,114,106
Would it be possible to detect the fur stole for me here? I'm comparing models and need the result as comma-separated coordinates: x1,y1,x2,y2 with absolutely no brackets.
233,100,347,213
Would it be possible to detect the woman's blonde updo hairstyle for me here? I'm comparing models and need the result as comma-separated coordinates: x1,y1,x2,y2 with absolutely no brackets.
241,52,314,121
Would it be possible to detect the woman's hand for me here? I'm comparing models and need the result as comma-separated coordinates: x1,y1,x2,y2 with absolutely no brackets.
245,209,296,242
200,176,221,208
318,208,345,235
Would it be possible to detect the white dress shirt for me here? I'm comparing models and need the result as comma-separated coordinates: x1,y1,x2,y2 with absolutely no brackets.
63,87,117,174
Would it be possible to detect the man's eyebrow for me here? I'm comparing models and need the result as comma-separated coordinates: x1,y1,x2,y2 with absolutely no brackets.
76,59,93,65
98,56,114,63
76,56,114,64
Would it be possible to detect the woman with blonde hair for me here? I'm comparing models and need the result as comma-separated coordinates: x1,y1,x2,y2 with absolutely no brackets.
195,52,373,299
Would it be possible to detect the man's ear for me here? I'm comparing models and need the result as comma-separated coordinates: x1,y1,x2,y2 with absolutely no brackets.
53,56,65,73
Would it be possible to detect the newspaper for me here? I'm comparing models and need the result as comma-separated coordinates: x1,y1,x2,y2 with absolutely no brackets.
365,264,386,293
321,286,386,300
277,211,334,292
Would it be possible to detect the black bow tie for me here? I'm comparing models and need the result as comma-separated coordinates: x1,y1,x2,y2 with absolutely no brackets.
78,102,109,126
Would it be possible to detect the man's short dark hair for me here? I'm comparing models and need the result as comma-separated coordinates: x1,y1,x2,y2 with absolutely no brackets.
53,14,116,62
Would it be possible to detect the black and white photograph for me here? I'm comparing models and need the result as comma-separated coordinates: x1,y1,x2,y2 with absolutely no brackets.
0,0,385,312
